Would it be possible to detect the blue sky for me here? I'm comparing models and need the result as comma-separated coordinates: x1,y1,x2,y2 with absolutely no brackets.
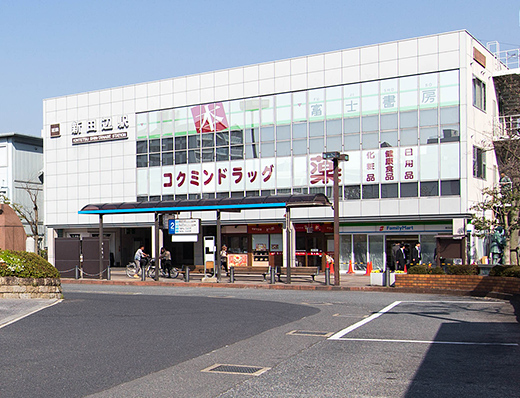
1,0,519,137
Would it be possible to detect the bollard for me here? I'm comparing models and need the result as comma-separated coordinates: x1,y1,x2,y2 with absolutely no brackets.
385,266,389,287
269,266,276,284
230,267,235,283
75,265,79,280
325,267,330,286
107,267,111,280
141,266,146,281
185,266,190,282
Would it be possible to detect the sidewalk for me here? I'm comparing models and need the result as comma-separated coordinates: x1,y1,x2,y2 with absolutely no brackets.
61,268,378,291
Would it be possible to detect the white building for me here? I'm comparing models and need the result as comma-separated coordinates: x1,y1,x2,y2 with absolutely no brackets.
43,30,508,272
0,132,44,251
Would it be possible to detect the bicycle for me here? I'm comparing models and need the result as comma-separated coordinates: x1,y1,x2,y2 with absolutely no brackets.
126,257,180,279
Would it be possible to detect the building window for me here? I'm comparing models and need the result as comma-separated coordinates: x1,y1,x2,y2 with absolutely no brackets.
473,146,486,179
420,181,439,196
400,182,418,197
441,180,460,196
381,183,398,198
344,185,361,200
472,77,486,112
362,184,379,199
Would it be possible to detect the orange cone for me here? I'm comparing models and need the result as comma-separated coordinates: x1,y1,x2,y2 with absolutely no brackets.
364,261,372,275
404,263,408,273
347,260,355,274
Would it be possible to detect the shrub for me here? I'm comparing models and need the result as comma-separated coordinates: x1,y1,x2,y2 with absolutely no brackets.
408,265,446,275
408,265,430,274
0,250,60,279
447,264,479,275
429,266,446,274
490,265,520,278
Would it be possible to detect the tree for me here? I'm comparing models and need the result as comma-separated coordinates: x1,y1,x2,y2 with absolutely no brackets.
470,179,520,265
0,183,42,254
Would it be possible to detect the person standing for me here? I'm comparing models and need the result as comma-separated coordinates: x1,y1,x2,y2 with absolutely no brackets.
160,247,172,277
134,246,148,278
411,242,421,266
220,245,228,274
395,243,406,271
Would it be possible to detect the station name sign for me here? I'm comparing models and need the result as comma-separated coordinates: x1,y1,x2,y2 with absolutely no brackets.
72,132,128,145
48,115,131,145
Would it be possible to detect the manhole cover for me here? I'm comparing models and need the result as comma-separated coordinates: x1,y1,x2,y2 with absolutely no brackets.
201,364,270,376
287,330,333,337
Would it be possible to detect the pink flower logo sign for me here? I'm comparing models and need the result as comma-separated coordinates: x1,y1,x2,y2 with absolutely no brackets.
191,103,229,133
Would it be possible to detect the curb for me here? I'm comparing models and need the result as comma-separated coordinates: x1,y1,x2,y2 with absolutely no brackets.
61,279,518,299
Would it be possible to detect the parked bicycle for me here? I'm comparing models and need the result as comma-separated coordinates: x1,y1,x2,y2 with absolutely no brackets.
126,257,180,279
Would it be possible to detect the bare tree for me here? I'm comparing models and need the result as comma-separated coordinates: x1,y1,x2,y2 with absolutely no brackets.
0,183,42,253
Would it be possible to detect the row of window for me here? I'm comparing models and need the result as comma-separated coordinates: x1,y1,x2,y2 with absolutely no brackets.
137,70,460,139
136,179,460,202
136,122,460,168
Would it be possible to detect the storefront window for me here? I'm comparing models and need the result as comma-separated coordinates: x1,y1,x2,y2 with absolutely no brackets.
420,235,436,265
340,235,352,271
369,235,384,270
252,234,268,251
353,234,367,271
270,234,282,251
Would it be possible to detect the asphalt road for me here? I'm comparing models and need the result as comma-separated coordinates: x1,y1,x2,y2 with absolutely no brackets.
1,284,519,398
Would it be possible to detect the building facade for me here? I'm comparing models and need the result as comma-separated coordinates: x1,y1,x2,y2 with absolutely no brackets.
0,132,44,251
43,30,506,271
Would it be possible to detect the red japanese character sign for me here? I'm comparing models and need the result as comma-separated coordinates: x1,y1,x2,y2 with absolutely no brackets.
309,155,341,185
400,147,417,181
191,102,229,134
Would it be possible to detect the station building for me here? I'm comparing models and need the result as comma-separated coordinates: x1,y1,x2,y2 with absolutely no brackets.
43,30,509,273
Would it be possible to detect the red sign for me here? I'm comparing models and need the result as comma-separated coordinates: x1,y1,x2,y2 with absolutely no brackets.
191,102,229,134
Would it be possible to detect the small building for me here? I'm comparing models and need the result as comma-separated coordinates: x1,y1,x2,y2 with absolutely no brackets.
0,133,43,252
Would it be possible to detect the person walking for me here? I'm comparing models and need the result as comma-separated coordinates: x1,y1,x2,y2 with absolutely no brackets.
411,242,421,266
395,243,406,271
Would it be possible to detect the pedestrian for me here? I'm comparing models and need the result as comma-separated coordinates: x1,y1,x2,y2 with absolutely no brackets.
395,243,406,271
411,242,421,266
160,247,172,277
391,242,400,271
220,245,228,274
134,246,148,278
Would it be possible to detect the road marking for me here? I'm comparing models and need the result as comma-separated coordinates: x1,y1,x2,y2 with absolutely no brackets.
333,337,518,347
328,300,402,340
333,314,369,318
0,299,62,330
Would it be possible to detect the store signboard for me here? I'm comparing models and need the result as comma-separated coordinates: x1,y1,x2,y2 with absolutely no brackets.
168,219,200,235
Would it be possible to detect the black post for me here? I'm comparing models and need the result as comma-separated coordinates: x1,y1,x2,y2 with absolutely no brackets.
333,158,340,286
154,213,160,281
185,266,190,282
230,266,234,283
325,267,330,286
285,207,291,284
99,214,103,280
216,210,221,282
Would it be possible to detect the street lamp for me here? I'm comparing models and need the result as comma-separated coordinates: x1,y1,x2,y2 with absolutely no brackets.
323,152,348,286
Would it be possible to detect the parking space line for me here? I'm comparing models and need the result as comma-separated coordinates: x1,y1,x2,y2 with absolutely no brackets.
335,337,518,346
328,300,402,340
0,299,62,330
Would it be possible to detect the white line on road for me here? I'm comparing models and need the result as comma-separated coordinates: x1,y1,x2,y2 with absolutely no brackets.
328,300,402,340
0,299,62,330
332,337,518,346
